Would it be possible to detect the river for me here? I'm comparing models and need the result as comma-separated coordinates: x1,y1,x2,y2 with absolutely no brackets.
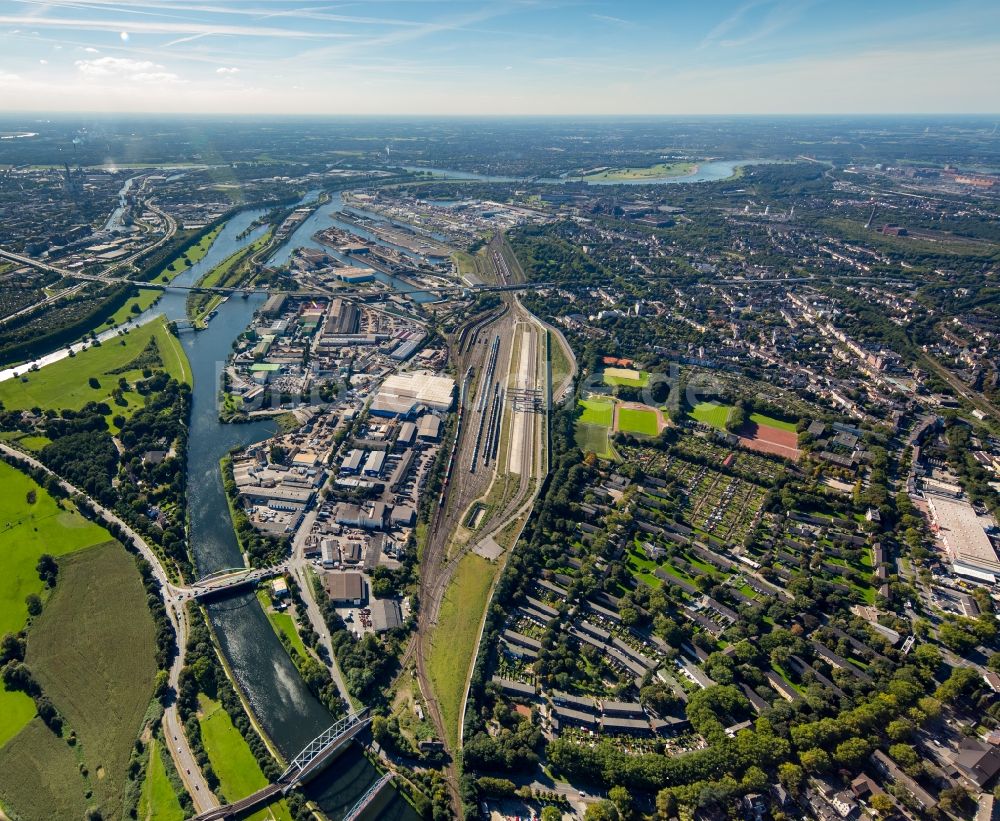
131,206,413,818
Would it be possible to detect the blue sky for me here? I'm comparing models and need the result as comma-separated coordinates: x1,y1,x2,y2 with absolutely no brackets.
0,0,997,114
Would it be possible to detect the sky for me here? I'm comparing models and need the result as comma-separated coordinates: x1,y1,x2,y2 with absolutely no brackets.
0,0,998,115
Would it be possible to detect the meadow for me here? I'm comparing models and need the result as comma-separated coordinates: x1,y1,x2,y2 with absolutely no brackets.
137,739,185,821
26,542,158,818
602,367,650,388
0,318,189,418
426,552,496,750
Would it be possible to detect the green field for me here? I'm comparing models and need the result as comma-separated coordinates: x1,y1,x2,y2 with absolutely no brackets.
138,739,185,821
23,541,158,817
0,462,112,748
0,461,110,637
602,367,650,387
618,407,659,436
427,552,496,750
578,397,614,427
580,162,697,181
749,412,798,432
0,717,91,819
549,330,573,389
257,589,309,658
689,401,735,429
198,696,292,821
0,318,190,419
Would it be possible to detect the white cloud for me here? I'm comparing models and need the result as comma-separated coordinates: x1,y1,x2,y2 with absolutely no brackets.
39,59,48,64
216,66,239,75
75,56,179,83
0,70,21,85
84,47,99,53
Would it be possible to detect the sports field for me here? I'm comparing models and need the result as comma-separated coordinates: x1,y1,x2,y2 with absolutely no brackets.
575,423,614,459
617,406,660,436
0,318,190,417
689,401,734,429
578,396,614,427
602,367,650,388
25,542,158,817
426,552,495,750
198,696,292,821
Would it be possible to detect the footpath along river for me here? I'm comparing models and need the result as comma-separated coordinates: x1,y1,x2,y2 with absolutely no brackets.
134,204,415,818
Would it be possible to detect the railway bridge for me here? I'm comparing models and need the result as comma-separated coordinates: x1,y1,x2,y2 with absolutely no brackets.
191,711,374,820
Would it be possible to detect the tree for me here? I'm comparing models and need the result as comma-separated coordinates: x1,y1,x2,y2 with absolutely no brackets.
25,594,42,617
800,747,831,773
886,718,914,742
777,762,804,796
608,786,632,818
541,808,561,821
36,553,58,587
88,377,101,389
834,737,871,770
584,801,619,821
870,793,895,815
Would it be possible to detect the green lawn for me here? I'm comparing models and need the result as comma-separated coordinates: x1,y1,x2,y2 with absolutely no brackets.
549,330,573,389
0,318,190,417
105,289,163,328
626,548,663,589
618,407,659,436
427,552,497,751
26,541,158,818
602,367,650,387
579,397,614,427
257,589,309,659
198,695,292,821
156,224,224,283
689,401,734,429
138,739,185,821
749,412,798,432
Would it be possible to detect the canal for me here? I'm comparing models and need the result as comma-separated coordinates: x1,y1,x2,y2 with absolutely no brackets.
138,206,415,819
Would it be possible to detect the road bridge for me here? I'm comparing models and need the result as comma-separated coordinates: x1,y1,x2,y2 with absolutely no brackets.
183,562,289,601
191,711,372,821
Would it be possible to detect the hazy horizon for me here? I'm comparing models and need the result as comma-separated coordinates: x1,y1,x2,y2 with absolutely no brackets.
1,0,999,116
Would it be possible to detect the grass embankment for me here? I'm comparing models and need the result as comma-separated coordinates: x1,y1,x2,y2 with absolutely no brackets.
0,462,111,747
549,330,573,390
0,317,189,421
197,695,293,821
0,541,158,819
157,224,225,283
426,552,497,750
137,739,185,821
257,589,309,658
580,162,697,181
188,229,273,324
105,289,162,328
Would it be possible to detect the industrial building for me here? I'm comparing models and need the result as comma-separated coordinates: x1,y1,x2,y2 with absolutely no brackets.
370,371,455,417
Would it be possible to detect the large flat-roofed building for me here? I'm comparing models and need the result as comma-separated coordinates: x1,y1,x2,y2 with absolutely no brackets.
927,493,1000,580
370,371,455,417
325,572,365,605
324,298,360,336
238,484,313,511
